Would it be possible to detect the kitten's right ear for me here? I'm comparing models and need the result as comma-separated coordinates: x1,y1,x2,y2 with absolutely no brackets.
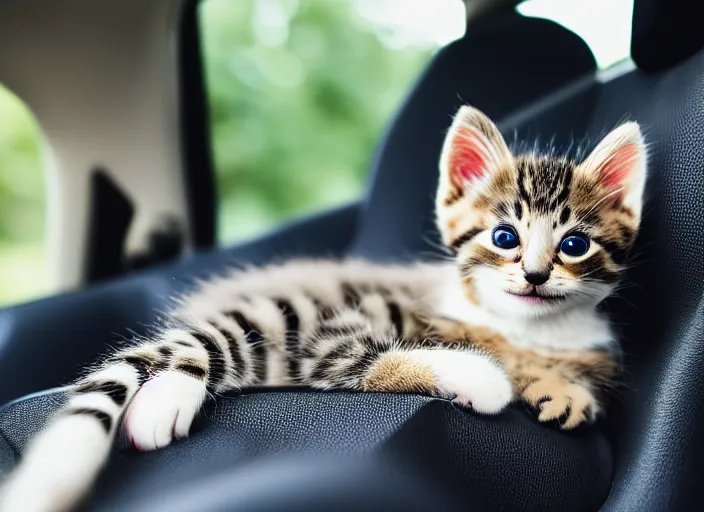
576,121,647,218
438,106,513,206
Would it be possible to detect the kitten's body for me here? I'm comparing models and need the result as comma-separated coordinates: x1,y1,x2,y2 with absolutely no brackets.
0,106,645,512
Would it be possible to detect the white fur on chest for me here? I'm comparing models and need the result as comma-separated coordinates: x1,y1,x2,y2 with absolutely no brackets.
434,276,615,352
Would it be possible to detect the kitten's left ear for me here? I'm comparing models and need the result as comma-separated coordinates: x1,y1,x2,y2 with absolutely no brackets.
577,122,647,216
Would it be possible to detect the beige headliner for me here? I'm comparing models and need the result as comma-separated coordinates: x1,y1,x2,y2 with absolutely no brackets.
0,0,190,291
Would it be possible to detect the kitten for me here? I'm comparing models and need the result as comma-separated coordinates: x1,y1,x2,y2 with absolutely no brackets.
0,105,646,512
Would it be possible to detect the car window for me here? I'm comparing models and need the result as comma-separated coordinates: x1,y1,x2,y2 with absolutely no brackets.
0,85,49,307
198,0,466,244
518,0,634,70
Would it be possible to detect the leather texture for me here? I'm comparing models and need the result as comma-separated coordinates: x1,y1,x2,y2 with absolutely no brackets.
0,390,612,512
594,52,704,512
2,0,704,510
631,0,704,72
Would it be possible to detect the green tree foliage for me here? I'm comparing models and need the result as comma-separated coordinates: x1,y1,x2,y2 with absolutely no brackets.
200,0,436,242
0,88,48,305
0,92,45,244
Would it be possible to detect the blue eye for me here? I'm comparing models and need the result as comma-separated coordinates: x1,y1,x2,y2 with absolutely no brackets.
560,235,590,257
492,226,519,249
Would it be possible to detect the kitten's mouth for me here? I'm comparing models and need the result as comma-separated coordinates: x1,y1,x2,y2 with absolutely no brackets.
507,287,566,303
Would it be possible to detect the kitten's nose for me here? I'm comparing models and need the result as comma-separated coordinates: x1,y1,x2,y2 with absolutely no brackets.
524,271,550,286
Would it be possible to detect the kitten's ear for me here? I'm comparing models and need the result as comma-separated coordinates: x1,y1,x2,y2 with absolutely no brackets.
438,106,513,206
577,122,647,215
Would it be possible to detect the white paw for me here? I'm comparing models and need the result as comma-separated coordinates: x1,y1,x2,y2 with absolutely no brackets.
124,371,207,451
408,349,513,414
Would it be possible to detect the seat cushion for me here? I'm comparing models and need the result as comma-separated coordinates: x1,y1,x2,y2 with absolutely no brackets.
0,389,612,512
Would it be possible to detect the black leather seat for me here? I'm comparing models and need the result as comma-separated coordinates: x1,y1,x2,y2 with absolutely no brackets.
1,0,703,510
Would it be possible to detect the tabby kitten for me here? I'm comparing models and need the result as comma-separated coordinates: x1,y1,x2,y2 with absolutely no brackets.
0,105,646,512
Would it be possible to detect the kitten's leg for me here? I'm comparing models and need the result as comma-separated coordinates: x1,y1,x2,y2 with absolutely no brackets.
302,311,513,415
0,360,141,512
124,295,293,450
426,317,611,429
0,313,249,512
0,288,379,511
122,323,219,451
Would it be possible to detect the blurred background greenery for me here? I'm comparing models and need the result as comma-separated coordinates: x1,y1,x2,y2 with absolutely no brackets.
200,0,463,243
0,92,48,305
0,0,632,307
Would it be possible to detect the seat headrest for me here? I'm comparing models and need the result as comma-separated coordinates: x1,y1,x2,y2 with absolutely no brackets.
631,0,704,72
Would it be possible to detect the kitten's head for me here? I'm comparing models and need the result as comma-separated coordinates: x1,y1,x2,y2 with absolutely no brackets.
436,106,646,319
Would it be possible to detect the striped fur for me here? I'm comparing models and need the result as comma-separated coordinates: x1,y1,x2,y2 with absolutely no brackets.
0,105,645,511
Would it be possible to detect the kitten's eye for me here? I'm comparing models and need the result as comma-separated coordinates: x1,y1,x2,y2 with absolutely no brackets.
492,226,519,249
560,235,590,257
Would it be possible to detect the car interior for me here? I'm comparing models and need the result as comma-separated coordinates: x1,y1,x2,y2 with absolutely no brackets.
0,0,703,510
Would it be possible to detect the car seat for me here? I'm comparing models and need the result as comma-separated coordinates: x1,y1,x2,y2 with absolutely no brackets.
1,0,702,510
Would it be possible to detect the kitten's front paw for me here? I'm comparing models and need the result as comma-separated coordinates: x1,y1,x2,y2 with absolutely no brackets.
124,371,207,451
410,350,513,414
522,378,597,429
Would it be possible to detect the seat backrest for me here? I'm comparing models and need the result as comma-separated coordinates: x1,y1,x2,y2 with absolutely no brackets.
355,0,704,509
